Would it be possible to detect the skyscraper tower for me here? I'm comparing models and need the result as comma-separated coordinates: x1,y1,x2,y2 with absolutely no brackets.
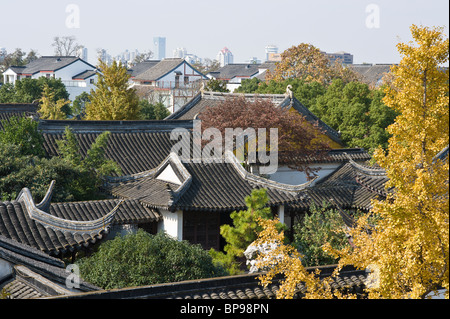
217,47,233,67
265,45,278,62
153,37,166,60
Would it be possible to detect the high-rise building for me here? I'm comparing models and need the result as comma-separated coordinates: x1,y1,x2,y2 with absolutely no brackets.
323,51,353,65
173,47,187,59
153,37,166,60
77,47,88,61
217,47,233,67
265,45,278,62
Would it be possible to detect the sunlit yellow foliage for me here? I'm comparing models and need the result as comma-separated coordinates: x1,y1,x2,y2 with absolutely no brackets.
255,25,449,299
38,83,69,120
85,59,140,120
254,217,356,299
329,25,449,299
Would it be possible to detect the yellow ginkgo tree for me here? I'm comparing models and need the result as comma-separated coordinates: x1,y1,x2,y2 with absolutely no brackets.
254,25,449,299
38,83,69,120
337,24,449,299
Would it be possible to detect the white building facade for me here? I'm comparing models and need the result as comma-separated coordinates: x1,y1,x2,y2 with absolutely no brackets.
217,47,234,67
2,56,98,101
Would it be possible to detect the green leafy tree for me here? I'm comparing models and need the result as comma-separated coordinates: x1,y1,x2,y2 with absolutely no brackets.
293,204,349,267
139,99,170,120
77,230,227,289
0,143,80,202
56,127,122,199
204,79,230,92
38,83,69,120
0,124,121,202
312,79,397,152
237,77,396,152
0,77,71,117
0,116,44,157
85,59,140,120
0,83,17,102
71,92,90,117
210,189,284,274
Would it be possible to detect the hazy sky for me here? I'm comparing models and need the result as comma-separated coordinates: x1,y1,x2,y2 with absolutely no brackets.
0,0,448,65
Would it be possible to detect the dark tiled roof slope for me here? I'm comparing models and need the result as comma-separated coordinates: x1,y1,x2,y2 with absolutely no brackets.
134,58,185,81
49,199,160,225
166,91,289,120
0,235,98,298
0,200,105,256
208,63,261,80
49,265,368,299
175,162,299,212
290,161,388,212
0,103,39,130
10,56,95,76
40,120,193,175
111,153,306,212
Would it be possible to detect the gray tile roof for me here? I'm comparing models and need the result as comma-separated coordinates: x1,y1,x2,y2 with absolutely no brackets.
133,58,185,81
9,56,94,75
0,103,39,130
40,119,193,175
0,199,107,256
349,64,394,87
49,199,161,225
0,235,98,298
208,63,261,80
110,152,309,212
47,265,368,299
72,69,97,80
128,60,160,78
289,160,388,212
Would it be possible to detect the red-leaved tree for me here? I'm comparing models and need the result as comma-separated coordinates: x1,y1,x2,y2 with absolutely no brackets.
198,96,330,178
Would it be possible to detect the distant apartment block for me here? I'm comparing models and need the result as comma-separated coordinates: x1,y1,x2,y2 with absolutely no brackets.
128,58,207,112
322,51,354,65
208,62,276,92
217,47,234,67
153,37,166,60
77,47,88,61
265,45,279,62
173,47,187,59
2,56,98,101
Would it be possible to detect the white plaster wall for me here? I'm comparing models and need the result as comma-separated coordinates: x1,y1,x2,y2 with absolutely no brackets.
157,209,183,241
53,60,94,81
2,69,17,83
269,163,340,186
158,62,205,88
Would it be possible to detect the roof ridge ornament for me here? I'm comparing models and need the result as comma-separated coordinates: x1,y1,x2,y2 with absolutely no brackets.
36,180,56,212
285,85,293,99
345,155,386,176
224,150,316,194
16,187,121,234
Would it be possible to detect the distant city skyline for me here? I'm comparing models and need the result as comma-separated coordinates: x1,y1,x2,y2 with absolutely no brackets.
0,0,448,66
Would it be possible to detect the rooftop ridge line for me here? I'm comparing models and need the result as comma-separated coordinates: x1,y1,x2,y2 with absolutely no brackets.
16,186,121,234
224,150,315,194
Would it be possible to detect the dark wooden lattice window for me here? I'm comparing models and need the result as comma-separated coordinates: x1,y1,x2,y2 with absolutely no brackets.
183,211,220,250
